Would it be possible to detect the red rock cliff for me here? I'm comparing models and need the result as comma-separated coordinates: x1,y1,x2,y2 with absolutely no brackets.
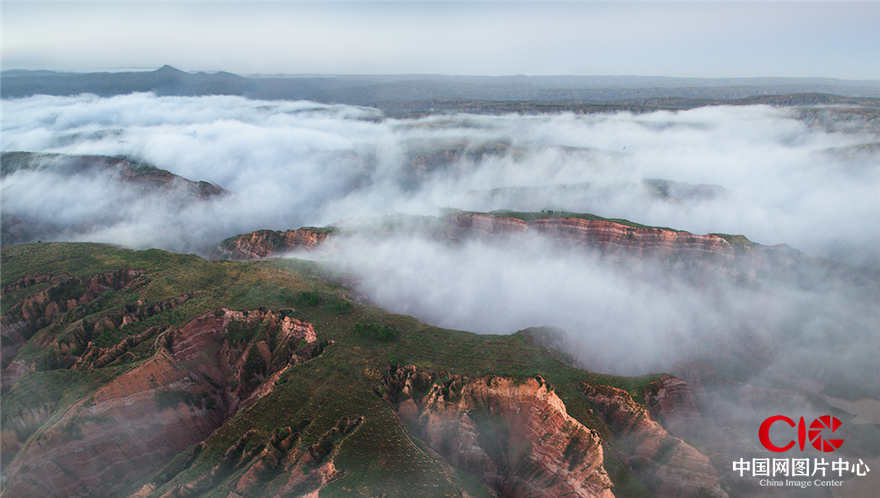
450,213,734,260
582,382,727,498
217,228,332,259
217,211,739,262
382,366,615,498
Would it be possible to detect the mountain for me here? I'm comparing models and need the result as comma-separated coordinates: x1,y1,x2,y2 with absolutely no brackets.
4,66,880,117
0,66,251,99
1,242,727,497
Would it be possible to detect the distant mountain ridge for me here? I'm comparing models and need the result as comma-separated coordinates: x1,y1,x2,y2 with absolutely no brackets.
4,66,880,117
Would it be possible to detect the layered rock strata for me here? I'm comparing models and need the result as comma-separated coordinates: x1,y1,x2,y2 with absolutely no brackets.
381,366,615,498
582,382,727,498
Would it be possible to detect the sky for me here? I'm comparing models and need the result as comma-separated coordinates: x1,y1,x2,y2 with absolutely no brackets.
2,1,880,78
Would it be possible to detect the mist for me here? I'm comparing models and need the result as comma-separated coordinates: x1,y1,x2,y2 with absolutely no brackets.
301,229,879,388
3,92,879,266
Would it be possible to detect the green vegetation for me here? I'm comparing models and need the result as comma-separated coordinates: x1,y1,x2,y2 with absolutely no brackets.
353,321,400,342
299,225,337,235
151,444,203,487
709,232,754,252
242,347,267,381
155,389,198,410
219,226,337,253
227,319,256,345
481,209,687,232
1,242,666,497
296,290,323,306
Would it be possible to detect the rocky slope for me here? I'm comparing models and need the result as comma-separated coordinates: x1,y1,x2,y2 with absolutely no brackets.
1,242,734,497
148,415,365,497
643,375,702,438
1,306,326,497
582,382,726,498
1,269,146,373
381,366,615,497
217,227,334,260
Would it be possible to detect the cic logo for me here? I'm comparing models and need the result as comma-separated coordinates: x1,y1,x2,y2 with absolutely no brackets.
759,415,844,453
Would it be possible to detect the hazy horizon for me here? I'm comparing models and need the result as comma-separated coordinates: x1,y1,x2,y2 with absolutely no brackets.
5,64,880,83
4,2,880,79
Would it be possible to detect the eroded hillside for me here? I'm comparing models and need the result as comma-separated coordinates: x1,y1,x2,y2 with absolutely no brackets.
2,242,724,497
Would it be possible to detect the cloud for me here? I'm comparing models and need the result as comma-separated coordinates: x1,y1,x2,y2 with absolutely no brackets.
304,230,880,389
4,92,878,265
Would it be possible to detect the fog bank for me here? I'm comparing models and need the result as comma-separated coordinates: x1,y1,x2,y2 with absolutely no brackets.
3,93,879,267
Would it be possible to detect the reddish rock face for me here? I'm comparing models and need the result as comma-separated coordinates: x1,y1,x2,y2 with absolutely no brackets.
1,270,145,372
1,273,59,293
218,228,331,259
0,308,325,498
448,212,734,260
449,212,529,235
645,375,702,437
4,287,206,390
217,212,740,262
529,218,733,259
582,382,727,498
157,416,363,498
382,366,615,498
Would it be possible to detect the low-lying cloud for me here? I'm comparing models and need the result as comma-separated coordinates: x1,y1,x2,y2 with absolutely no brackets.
3,92,878,265
307,231,880,389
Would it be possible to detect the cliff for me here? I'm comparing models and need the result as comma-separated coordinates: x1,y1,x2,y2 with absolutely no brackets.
216,210,745,262
381,365,615,497
582,382,727,498
451,212,735,260
216,227,333,260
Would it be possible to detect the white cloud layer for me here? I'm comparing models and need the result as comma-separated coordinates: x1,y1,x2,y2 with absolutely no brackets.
3,93,879,265
308,231,879,384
